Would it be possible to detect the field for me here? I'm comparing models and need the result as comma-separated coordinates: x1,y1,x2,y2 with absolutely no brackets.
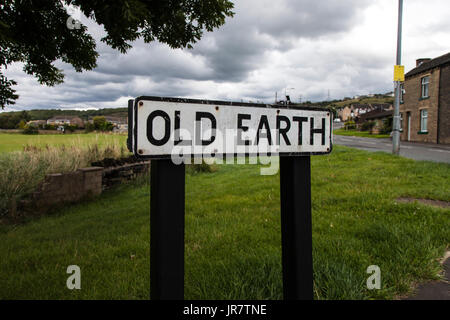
0,132,127,153
334,129,390,139
0,146,448,299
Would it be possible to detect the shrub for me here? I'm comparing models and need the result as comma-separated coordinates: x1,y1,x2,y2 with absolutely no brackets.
85,122,95,132
380,117,393,134
360,121,376,132
44,124,56,130
186,160,217,175
63,124,77,133
22,125,39,135
344,120,356,130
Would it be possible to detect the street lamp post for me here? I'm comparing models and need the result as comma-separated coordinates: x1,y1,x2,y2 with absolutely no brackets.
392,0,403,155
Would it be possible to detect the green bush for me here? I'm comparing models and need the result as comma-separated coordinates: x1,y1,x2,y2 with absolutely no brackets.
360,121,376,132
344,120,356,130
186,160,217,175
44,124,56,130
22,125,39,135
63,124,77,133
85,122,95,132
380,117,393,134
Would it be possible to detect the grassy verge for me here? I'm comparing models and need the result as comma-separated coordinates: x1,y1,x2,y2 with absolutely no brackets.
0,132,127,153
334,129,390,139
0,145,448,299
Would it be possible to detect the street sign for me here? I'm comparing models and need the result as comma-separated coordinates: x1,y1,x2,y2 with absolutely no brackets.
129,96,332,158
394,65,405,82
127,96,332,301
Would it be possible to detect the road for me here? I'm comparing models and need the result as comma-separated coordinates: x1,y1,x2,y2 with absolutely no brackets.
333,135,450,163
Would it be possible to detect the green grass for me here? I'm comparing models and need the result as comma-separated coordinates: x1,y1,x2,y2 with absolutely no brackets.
0,146,448,299
0,132,127,153
334,129,390,139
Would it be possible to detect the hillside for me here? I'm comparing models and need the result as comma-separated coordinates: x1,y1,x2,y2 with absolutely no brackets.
1,108,128,121
293,93,394,109
1,93,394,122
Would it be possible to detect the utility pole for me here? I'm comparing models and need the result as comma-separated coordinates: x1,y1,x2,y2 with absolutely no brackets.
285,87,295,104
392,0,403,155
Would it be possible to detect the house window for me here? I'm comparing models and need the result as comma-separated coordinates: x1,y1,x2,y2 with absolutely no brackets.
421,76,429,98
420,109,428,132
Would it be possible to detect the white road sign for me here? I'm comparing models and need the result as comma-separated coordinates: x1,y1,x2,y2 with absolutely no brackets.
129,97,332,158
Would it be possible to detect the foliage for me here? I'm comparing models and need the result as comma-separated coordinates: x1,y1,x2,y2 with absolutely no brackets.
22,125,38,135
334,129,390,139
381,117,393,134
0,0,234,108
63,124,77,133
93,116,106,130
93,116,114,131
17,119,26,129
360,121,376,132
344,120,356,130
0,108,128,122
43,124,56,130
85,121,95,133
0,73,18,107
186,160,217,175
0,111,30,129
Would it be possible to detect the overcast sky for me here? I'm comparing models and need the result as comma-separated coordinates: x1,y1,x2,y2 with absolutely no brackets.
3,0,450,112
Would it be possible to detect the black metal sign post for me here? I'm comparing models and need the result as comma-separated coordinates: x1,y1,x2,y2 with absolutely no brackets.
279,156,313,300
129,97,331,301
150,159,185,300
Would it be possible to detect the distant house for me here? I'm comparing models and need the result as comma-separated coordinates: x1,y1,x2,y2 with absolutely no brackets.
104,116,127,126
113,123,128,133
400,52,450,144
26,120,46,127
338,103,392,122
356,109,393,134
88,116,127,128
47,116,84,128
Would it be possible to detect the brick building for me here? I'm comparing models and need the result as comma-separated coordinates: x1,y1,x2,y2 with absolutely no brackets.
338,103,392,122
400,52,450,144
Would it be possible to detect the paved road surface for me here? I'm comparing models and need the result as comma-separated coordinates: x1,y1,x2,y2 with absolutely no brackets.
404,254,449,300
333,135,450,163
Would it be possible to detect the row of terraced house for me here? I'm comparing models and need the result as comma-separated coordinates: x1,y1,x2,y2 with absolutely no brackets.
399,52,450,144
28,115,128,132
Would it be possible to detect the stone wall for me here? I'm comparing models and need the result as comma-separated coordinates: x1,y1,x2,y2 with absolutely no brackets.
32,167,103,211
102,161,150,189
25,161,150,215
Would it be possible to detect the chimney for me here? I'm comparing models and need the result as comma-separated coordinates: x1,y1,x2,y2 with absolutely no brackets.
416,58,431,67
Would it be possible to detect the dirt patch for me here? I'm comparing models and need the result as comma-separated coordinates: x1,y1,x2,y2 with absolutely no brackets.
396,197,450,209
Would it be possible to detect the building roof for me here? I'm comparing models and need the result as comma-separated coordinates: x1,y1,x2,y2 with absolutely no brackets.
356,109,393,123
405,52,450,78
